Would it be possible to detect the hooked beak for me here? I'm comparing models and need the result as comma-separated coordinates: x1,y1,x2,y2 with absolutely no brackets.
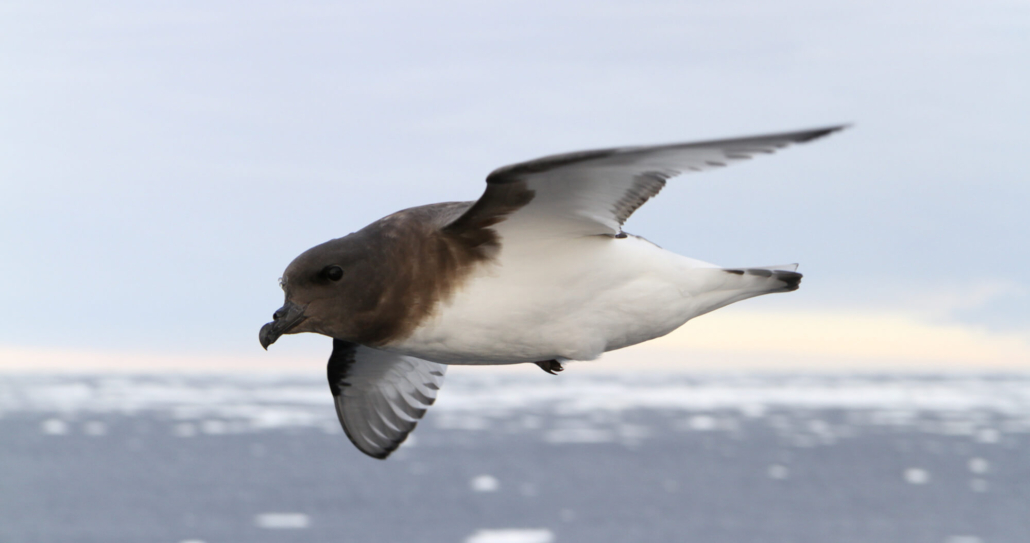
259,300,308,350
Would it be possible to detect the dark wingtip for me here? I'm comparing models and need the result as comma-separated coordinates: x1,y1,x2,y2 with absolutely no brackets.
364,436,407,460
367,449,391,460
794,124,851,143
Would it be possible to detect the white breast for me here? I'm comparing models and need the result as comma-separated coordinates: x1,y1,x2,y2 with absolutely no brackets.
386,235,724,365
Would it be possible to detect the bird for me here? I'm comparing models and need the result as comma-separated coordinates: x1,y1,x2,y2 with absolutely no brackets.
259,125,846,459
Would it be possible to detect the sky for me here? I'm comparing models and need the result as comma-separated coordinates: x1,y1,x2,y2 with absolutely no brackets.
1,0,1028,372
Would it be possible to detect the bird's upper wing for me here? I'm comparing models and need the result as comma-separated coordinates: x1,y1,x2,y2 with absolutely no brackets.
326,339,446,459
445,126,846,241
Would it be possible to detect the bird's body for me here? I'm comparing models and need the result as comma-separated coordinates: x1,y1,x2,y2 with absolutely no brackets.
387,212,786,364
259,125,845,458
394,229,709,364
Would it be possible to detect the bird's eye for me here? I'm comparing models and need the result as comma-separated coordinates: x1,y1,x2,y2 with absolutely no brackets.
322,265,344,281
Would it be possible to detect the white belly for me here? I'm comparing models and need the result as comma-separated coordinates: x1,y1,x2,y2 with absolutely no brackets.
385,235,726,364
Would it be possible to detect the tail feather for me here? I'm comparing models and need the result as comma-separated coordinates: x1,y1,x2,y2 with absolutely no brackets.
686,265,803,319
721,266,802,292
752,263,799,272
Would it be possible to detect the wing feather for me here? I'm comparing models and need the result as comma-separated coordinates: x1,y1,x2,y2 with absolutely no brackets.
327,339,447,459
447,125,846,241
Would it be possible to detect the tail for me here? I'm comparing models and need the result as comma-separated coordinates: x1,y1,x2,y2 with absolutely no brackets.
688,264,803,319
721,264,802,293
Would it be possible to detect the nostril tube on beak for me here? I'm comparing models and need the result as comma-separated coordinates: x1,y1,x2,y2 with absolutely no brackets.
261,301,306,350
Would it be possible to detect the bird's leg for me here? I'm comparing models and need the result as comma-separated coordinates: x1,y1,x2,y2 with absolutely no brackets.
534,359,564,375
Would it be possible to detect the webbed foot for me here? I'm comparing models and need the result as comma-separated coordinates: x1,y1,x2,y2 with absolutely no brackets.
534,359,564,375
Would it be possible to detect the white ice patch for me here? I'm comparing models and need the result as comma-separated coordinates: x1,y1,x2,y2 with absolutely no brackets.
254,512,310,529
465,528,554,543
470,475,500,492
945,536,983,543
434,374,1030,415
4,374,1030,437
767,465,789,480
975,428,1000,443
399,434,417,448
904,468,930,484
967,457,989,474
685,415,717,431
83,421,106,436
201,419,227,435
40,418,67,435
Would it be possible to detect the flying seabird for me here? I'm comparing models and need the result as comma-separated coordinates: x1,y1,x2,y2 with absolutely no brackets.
259,125,847,459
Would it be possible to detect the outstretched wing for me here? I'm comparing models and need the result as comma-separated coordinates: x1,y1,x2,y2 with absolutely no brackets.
445,125,846,242
327,339,446,459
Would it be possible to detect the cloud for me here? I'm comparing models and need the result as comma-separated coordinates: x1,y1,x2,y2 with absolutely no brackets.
597,308,1030,371
905,279,1027,318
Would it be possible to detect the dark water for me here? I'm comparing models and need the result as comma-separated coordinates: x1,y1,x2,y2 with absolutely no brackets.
1,372,1028,543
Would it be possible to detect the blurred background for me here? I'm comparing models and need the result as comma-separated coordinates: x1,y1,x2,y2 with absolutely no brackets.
1,1,1028,542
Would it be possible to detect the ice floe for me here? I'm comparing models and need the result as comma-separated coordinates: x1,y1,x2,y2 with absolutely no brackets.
968,457,989,474
40,418,67,435
254,512,310,529
767,464,789,479
470,474,500,492
904,468,931,484
465,528,554,543
2,374,1029,445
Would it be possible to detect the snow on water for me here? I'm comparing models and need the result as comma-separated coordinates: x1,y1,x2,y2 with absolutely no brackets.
945,537,984,543
465,528,555,543
975,428,1000,443
3,373,1030,414
470,475,500,493
39,418,67,435
968,457,989,474
767,464,789,480
904,468,931,485
4,373,1026,543
3,373,1030,441
253,513,310,529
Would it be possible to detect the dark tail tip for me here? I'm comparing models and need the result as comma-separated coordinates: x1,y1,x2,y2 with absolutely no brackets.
773,270,803,291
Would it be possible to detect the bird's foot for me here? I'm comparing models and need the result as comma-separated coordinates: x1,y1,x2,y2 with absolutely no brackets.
534,359,564,375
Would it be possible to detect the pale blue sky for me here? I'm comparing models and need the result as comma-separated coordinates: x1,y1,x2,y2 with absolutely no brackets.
1,0,1027,367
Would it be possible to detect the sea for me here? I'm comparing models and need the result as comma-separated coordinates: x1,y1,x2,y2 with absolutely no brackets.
1,371,1028,543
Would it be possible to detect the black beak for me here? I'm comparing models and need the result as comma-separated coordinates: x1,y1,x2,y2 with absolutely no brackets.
259,300,308,349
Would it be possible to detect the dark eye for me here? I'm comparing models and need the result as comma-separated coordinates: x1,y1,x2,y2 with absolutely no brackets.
322,265,344,281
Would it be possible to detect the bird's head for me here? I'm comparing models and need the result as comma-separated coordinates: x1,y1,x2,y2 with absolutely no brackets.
259,231,385,349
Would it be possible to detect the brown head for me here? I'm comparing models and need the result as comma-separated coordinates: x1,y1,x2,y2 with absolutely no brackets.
258,202,492,350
